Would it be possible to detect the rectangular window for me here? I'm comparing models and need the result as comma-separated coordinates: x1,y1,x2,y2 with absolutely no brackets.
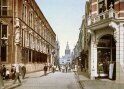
2,7,7,15
25,6,27,23
23,30,25,47
0,0,7,16
22,4,27,23
2,25,7,37
0,24,7,62
1,46,6,62
29,50,31,62
2,0,7,6
29,12,33,28
0,0,1,15
29,12,30,26
31,13,33,28
22,4,24,20
25,31,27,47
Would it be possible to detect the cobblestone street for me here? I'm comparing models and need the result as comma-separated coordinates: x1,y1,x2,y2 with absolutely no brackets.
14,71,81,89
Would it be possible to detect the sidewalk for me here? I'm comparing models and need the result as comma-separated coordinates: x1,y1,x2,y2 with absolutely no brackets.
3,71,50,89
3,80,21,89
76,70,124,89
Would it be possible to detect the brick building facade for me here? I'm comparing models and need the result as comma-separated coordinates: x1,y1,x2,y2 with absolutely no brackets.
0,0,56,72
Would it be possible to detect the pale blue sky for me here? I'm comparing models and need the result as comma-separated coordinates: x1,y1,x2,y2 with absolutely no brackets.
35,0,87,57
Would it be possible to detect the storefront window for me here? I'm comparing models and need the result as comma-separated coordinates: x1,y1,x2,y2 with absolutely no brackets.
97,35,116,77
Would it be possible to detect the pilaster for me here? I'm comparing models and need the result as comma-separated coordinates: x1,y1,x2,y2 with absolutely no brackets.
116,23,124,83
90,34,98,79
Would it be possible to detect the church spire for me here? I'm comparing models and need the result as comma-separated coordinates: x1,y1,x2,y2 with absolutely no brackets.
65,42,70,55
66,42,69,50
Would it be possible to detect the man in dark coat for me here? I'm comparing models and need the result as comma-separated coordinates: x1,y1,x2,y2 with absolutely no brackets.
43,64,48,76
21,65,26,79
2,65,6,80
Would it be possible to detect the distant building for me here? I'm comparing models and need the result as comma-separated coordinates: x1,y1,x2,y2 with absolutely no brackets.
60,42,72,65
54,38,60,66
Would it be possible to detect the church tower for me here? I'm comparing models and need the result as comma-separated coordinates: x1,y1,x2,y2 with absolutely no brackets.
65,42,70,55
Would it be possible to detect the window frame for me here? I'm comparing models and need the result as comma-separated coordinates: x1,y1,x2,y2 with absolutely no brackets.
0,0,8,16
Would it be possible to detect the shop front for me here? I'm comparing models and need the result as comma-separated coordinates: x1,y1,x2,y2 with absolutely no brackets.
97,34,116,80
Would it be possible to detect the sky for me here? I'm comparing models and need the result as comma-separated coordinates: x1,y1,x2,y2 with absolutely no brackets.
35,0,87,57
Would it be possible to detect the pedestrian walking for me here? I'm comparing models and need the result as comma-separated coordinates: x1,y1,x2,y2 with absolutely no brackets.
2,65,6,80
43,64,48,76
52,65,55,73
5,69,10,80
58,65,61,71
80,64,83,72
65,65,68,73
13,63,21,84
47,63,51,71
61,65,65,73
10,66,16,80
74,65,77,72
0,64,4,89
21,65,26,79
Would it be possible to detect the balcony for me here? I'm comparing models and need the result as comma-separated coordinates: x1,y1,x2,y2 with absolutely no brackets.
87,7,118,30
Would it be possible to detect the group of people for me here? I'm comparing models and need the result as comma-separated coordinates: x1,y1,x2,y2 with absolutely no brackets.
0,63,26,88
43,63,61,76
61,64,72,73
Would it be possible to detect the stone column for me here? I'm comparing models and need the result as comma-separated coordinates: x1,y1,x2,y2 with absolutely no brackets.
116,23,124,83
90,41,97,80
90,31,98,80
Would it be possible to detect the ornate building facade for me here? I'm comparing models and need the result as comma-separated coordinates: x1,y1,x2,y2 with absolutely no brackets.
0,0,56,72
74,0,124,83
86,0,124,83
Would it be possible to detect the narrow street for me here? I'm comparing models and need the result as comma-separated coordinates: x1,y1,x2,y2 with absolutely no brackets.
14,71,81,89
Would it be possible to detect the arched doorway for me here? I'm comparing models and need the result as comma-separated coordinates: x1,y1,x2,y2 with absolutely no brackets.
97,34,116,80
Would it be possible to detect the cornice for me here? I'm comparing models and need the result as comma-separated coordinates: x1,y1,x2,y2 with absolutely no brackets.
87,18,119,31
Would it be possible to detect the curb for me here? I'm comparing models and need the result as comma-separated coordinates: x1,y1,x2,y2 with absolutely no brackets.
74,72,84,89
4,84,21,89
5,84,21,89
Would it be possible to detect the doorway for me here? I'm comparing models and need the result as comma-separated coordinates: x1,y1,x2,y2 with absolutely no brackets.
97,34,116,79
